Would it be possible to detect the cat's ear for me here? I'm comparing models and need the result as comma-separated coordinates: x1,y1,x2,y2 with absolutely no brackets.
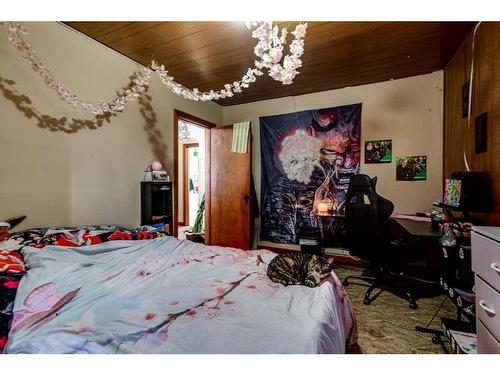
327,257,334,266
371,176,377,186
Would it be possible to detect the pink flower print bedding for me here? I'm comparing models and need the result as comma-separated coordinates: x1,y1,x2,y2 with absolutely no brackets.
5,237,357,353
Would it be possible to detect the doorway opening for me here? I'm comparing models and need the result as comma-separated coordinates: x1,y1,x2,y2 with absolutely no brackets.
183,142,200,228
173,110,215,240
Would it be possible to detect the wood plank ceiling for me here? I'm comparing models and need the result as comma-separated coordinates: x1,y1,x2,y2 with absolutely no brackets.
64,21,475,106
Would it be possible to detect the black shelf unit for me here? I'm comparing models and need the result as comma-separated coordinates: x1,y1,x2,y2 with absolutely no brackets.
141,181,173,234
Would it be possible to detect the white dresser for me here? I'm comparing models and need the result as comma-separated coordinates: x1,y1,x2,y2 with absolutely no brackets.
472,226,500,353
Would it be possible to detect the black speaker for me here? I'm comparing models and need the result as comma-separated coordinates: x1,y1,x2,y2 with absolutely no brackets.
297,226,322,255
141,181,173,234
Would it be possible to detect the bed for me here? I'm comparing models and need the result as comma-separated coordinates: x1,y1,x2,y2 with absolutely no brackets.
2,227,357,354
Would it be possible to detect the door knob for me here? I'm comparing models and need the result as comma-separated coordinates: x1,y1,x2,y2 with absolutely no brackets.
243,194,252,204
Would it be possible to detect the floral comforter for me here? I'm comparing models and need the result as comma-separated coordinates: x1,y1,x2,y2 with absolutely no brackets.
0,225,169,352
5,237,357,353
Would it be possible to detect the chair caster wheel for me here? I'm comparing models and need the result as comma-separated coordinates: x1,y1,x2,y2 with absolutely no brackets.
363,297,371,305
409,302,418,310
431,336,440,344
342,280,349,287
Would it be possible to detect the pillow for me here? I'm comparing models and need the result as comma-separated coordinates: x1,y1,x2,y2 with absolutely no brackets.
10,225,130,245
11,225,171,249
0,273,23,352
52,228,170,247
10,225,130,249
0,251,25,274
0,273,21,311
8,228,45,248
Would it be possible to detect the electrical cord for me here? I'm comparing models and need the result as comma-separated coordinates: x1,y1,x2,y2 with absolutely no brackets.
425,295,449,329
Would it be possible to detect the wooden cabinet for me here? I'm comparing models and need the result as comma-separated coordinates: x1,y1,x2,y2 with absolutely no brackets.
472,227,500,353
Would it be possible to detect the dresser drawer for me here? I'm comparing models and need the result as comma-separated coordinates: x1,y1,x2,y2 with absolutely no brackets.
476,275,500,343
477,321,500,354
472,232,500,291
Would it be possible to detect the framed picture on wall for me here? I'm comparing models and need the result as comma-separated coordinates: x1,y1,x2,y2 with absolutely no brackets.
462,80,470,119
364,139,392,163
396,155,427,181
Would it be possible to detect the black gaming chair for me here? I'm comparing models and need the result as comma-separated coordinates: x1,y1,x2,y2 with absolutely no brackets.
342,174,419,309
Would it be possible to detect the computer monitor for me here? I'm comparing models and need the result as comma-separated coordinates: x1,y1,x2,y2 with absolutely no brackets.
443,178,462,208
441,172,492,212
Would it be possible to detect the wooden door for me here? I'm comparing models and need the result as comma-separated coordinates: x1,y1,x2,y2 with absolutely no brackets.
206,125,252,250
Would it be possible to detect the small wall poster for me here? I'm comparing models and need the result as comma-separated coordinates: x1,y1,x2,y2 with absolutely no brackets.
396,155,427,181
364,139,392,163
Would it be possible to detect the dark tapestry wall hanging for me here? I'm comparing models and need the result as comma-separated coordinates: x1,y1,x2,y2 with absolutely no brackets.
260,103,362,244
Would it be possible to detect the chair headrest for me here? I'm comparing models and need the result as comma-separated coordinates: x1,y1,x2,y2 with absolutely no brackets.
348,174,377,188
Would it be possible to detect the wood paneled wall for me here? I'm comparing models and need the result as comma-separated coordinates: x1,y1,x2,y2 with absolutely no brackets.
444,22,500,225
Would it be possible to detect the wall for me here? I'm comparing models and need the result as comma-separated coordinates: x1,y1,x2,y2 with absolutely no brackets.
444,22,500,225
223,72,444,248
0,22,449,238
0,22,222,230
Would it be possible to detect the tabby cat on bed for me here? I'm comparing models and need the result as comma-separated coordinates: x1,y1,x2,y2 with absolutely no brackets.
266,253,334,287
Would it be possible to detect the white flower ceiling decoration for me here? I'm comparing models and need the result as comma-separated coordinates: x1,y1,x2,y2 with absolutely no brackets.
1,21,308,115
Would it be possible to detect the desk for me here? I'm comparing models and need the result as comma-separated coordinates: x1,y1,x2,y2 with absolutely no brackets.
394,218,442,238
317,213,345,248
391,217,442,280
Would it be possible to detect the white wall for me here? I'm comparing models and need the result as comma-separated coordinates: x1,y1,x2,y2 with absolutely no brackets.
0,22,222,230
223,72,444,248
0,22,444,242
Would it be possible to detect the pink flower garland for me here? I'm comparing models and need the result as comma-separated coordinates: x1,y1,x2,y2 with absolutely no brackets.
1,21,307,114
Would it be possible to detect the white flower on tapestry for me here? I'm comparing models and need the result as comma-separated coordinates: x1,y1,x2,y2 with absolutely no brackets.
279,129,323,184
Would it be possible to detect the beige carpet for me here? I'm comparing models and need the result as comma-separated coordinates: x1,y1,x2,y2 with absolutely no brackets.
335,265,456,354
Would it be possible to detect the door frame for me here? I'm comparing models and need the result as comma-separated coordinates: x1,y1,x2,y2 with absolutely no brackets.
182,142,199,227
173,110,216,238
